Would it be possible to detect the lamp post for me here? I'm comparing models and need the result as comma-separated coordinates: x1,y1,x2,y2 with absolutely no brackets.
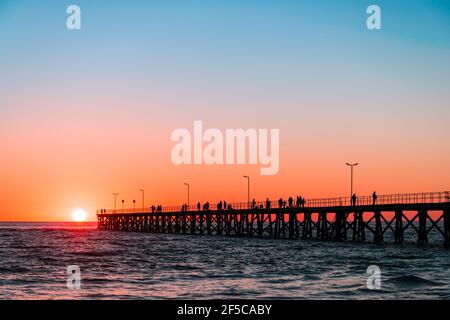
243,175,250,209
139,189,144,212
184,183,190,209
133,200,136,211
112,193,119,213
122,199,124,214
345,162,359,200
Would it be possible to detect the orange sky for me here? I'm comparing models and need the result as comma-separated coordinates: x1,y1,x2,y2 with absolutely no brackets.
1,115,449,221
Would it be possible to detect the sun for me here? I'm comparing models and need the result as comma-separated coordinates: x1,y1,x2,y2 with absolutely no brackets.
72,209,88,222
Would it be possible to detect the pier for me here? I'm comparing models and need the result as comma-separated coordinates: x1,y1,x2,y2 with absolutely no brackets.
97,191,450,246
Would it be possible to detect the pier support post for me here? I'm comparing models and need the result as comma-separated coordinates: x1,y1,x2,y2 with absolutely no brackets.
335,212,345,241
394,210,403,244
199,213,204,235
374,211,383,243
225,212,231,236
166,215,171,233
182,214,187,234
302,212,312,239
217,212,222,235
190,213,196,235
281,212,286,238
289,210,296,239
258,212,264,237
274,212,280,238
443,209,450,247
352,212,365,242
317,212,328,240
206,213,212,235
151,215,156,233
245,212,250,236
175,215,180,234
418,210,428,245
162,215,167,233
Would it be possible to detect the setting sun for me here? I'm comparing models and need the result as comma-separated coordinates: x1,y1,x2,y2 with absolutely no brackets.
72,209,88,222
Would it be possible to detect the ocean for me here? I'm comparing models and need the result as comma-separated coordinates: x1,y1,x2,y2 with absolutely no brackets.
0,222,449,299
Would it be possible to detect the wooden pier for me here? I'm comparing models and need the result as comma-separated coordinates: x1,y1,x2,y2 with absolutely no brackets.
97,191,450,246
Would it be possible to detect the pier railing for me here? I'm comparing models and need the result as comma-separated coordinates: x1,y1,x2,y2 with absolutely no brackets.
97,191,450,214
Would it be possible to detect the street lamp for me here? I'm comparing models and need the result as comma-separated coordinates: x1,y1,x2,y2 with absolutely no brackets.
345,163,359,199
243,175,250,209
122,199,124,214
184,183,190,208
139,189,145,212
112,193,119,213
133,200,136,211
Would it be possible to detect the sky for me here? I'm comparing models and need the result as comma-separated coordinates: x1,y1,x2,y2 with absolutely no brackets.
0,0,449,221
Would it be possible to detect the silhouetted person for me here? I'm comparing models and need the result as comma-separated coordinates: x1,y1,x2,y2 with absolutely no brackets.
296,196,301,208
266,198,271,209
252,198,256,209
151,205,155,213
224,201,227,210
288,197,293,208
227,204,232,210
351,194,357,206
283,200,287,208
218,201,222,211
301,198,306,207
278,198,283,209
197,202,201,211
372,191,378,205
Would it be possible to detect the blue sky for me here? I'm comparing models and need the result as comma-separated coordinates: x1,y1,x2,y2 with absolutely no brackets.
0,1,450,219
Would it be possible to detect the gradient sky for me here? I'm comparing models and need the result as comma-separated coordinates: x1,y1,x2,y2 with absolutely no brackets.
0,0,449,221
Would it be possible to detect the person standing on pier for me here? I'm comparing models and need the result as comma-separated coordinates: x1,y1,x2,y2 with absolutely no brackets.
288,197,293,208
278,198,283,208
266,198,271,209
351,194,357,206
252,198,256,209
372,191,378,205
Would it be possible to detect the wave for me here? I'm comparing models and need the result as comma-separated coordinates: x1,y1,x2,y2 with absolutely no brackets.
389,275,446,287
